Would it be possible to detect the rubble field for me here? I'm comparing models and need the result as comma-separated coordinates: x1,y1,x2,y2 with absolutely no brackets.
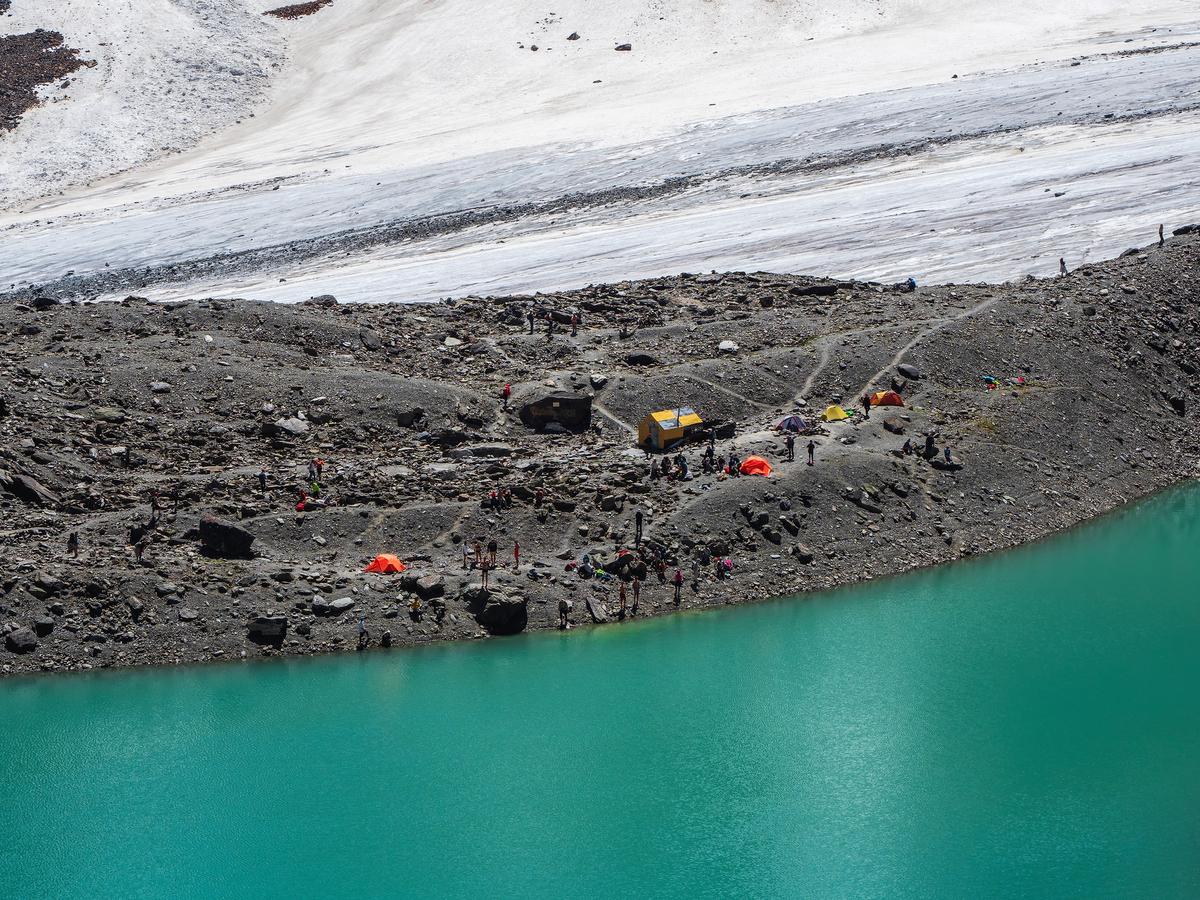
1,231,1198,675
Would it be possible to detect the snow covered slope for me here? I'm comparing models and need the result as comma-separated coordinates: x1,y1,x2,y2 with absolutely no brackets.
2,0,1198,301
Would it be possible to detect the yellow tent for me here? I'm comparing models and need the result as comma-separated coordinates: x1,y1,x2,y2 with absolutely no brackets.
820,404,850,422
638,407,704,451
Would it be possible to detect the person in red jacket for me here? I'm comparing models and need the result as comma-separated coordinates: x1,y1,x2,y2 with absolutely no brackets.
673,568,684,604
502,383,512,410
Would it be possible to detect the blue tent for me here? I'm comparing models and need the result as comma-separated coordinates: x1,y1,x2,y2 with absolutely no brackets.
777,415,810,433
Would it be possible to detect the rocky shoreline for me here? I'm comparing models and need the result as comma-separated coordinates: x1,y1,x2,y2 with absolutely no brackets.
2,230,1198,676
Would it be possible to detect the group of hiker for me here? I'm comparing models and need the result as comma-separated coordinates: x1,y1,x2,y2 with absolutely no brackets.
463,536,520,586
526,304,580,340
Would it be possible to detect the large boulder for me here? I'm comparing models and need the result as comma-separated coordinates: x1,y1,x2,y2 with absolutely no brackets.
401,573,446,599
395,407,425,428
467,588,528,635
0,470,60,505
625,352,661,367
313,597,355,616
262,417,309,440
5,628,38,654
248,616,288,646
198,515,255,559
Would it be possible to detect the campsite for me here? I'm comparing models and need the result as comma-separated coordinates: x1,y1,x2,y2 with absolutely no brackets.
1,233,1198,674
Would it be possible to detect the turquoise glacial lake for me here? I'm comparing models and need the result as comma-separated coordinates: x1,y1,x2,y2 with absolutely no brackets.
2,485,1199,898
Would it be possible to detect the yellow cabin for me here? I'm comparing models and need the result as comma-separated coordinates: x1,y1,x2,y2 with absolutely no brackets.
638,407,705,451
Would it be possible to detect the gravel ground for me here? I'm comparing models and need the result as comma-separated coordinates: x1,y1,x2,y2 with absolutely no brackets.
1,233,1197,676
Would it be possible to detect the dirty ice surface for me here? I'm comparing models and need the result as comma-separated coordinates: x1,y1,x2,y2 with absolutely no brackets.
1,0,1198,303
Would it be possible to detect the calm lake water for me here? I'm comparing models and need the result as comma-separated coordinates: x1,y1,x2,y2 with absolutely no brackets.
3,485,1199,899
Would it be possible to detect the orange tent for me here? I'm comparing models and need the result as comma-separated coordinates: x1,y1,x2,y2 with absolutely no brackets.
739,455,773,477
871,390,905,407
365,554,407,574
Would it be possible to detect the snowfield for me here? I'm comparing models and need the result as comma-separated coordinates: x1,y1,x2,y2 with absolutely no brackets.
1,0,1198,301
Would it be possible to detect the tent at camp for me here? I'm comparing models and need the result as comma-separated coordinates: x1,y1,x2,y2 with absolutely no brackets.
365,554,407,574
739,455,773,477
777,415,810,433
871,390,905,407
820,404,850,422
638,407,705,451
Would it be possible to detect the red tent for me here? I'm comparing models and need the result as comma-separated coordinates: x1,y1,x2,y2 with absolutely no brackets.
739,455,773,477
365,554,407,574
871,390,905,407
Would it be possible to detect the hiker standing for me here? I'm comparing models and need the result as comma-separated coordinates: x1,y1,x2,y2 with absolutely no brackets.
924,432,936,459
67,531,80,558
462,543,470,570
862,393,872,419
502,383,512,410
308,459,318,482
785,433,795,462
473,540,483,569
807,440,816,466
487,538,498,566
547,315,556,341
672,568,684,605
258,468,268,493
513,541,520,571
528,307,536,334
315,458,325,480
944,446,953,463
558,597,570,629
481,557,492,589
632,577,641,614
357,614,369,650
619,581,628,616
1159,224,1165,248
1059,257,1068,277
635,510,644,548
570,312,579,337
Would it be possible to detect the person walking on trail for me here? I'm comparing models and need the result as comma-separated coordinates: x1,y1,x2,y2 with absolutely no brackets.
785,433,795,462
632,577,641,615
67,531,80,558
502,383,512,410
1059,257,1068,277
806,439,815,466
487,538,498,566
513,541,520,571
258,468,268,493
861,393,872,419
673,568,684,605
635,510,644,548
